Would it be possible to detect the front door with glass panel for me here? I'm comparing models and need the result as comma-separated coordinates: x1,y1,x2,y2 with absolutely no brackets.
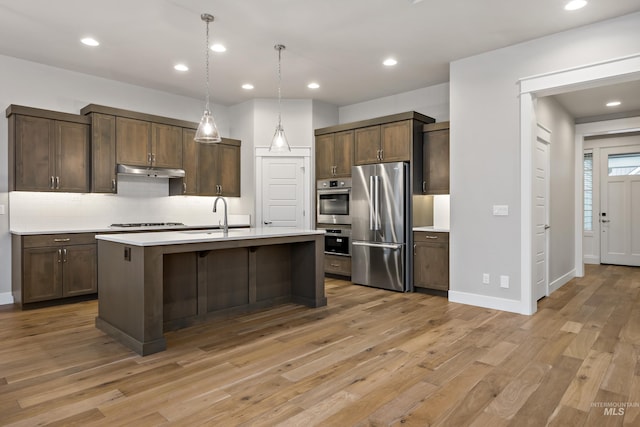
600,148,640,266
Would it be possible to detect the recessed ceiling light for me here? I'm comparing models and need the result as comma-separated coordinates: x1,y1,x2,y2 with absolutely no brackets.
408,0,425,3
242,83,254,90
564,0,587,11
81,37,99,47
174,64,188,72
211,44,226,53
383,58,398,66
307,82,320,89
606,101,621,107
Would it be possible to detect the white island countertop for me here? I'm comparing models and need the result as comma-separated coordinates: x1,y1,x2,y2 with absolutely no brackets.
96,228,325,247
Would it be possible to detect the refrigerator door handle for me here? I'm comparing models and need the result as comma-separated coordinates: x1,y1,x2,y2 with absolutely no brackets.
369,175,375,230
374,175,380,230
353,241,402,250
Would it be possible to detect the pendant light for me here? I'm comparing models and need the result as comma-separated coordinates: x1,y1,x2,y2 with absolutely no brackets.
194,13,221,143
270,44,291,152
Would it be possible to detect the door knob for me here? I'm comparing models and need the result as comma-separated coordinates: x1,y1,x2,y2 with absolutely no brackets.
601,219,610,223
264,220,273,225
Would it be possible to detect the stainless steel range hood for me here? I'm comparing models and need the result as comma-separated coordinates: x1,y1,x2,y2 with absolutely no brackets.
117,164,185,178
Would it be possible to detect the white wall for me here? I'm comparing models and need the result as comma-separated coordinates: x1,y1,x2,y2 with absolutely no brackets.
536,96,576,288
449,12,640,312
339,83,449,124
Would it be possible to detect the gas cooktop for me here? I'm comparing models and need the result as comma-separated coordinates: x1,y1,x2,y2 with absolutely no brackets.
110,222,184,228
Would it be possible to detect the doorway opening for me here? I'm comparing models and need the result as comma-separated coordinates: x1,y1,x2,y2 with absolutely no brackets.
519,53,640,315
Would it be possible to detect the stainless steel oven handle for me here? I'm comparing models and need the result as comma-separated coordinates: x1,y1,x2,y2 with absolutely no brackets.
317,188,351,194
353,241,402,250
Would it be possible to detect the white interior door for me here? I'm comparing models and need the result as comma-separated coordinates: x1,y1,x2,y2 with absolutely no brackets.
600,147,640,266
534,127,550,301
261,157,305,228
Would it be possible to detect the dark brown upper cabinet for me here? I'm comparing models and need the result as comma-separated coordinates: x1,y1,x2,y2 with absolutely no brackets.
316,130,354,179
422,122,450,195
171,134,241,197
7,105,90,192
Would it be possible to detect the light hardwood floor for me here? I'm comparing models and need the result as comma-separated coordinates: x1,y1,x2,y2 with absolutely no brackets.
0,264,639,426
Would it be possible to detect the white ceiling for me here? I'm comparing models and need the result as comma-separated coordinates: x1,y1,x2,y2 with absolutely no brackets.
1,0,640,112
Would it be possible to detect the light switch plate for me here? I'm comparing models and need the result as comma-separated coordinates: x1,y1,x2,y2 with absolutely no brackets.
500,275,509,288
493,205,509,216
0,204,5,215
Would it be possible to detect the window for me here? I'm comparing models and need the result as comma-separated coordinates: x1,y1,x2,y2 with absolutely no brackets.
583,152,593,232
608,153,640,176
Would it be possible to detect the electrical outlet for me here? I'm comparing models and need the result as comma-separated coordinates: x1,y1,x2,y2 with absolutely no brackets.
500,275,509,288
482,273,490,285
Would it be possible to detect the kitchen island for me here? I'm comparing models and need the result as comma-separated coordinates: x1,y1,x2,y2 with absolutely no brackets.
95,228,326,356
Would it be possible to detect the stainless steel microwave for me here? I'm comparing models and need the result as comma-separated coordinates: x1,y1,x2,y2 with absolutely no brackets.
317,178,351,225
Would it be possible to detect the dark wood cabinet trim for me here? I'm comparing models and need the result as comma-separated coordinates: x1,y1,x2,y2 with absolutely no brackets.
6,105,90,124
315,111,434,136
81,104,198,129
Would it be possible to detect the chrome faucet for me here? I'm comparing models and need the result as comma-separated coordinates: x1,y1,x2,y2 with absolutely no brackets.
213,196,228,234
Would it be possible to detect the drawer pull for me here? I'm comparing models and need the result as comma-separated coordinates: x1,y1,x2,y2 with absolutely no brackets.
330,263,340,267
424,236,438,239
54,238,71,243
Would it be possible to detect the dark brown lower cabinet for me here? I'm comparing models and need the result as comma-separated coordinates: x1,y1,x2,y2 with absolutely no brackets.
162,244,301,330
12,233,97,307
413,231,449,292
324,254,351,277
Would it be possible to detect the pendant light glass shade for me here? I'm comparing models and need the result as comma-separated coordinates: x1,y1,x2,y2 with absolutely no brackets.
269,44,291,152
195,13,221,143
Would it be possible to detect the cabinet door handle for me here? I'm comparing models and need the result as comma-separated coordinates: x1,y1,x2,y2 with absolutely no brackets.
147,153,152,164
112,179,117,192
55,176,60,189
422,181,426,193
152,153,156,164
63,248,67,263
54,238,71,243
380,149,383,160
413,244,417,255
57,249,62,263
50,176,55,189
183,182,187,194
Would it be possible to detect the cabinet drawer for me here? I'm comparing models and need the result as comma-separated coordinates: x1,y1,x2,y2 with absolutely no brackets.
324,254,351,276
23,233,96,248
414,231,449,242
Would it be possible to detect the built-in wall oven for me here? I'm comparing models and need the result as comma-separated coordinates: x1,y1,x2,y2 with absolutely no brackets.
317,178,351,225
319,227,351,256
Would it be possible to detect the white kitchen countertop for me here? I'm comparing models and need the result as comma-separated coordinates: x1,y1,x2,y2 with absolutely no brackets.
96,228,325,247
413,226,450,233
10,221,251,235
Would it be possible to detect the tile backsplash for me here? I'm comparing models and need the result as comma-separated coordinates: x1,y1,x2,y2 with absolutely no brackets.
9,176,249,231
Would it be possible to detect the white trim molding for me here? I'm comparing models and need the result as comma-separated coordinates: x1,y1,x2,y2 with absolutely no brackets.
449,291,529,315
0,292,14,306
549,269,576,294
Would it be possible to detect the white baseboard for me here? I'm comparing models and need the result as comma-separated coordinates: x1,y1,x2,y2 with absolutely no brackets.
0,292,14,306
448,290,530,315
549,269,576,294
583,256,600,265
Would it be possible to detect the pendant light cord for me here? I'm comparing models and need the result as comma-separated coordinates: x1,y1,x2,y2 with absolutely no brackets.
204,16,211,111
277,45,283,127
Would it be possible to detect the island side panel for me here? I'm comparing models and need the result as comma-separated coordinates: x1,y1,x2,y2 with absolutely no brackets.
291,235,327,307
96,240,166,355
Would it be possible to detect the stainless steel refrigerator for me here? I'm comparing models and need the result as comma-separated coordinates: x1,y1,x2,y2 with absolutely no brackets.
351,162,410,292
